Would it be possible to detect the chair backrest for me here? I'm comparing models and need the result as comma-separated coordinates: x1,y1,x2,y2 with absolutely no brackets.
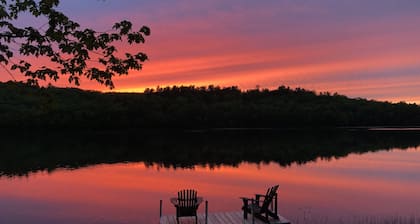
178,189,198,208
260,185,279,211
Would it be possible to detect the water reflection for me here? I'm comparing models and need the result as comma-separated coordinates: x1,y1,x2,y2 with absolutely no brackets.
1,129,420,176
1,149,420,223
0,130,420,223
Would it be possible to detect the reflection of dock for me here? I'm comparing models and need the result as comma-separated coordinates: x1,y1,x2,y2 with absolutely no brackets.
159,211,291,224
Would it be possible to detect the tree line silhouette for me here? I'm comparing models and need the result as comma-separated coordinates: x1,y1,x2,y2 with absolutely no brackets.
1,81,420,128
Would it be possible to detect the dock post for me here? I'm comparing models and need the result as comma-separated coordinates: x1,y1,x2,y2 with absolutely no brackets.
275,193,278,216
159,200,163,218
205,200,208,224
251,202,255,224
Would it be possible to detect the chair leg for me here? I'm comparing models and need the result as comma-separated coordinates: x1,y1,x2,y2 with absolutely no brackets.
195,215,198,224
242,200,249,219
176,217,179,224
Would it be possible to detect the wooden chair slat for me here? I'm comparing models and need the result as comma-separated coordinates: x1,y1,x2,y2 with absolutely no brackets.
171,189,202,224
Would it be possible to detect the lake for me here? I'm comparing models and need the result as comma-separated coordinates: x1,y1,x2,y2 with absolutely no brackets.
0,129,419,223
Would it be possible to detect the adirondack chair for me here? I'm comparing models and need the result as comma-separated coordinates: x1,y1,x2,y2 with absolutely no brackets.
241,185,280,223
170,189,203,224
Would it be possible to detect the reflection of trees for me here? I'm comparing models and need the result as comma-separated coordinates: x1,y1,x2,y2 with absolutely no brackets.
1,130,419,177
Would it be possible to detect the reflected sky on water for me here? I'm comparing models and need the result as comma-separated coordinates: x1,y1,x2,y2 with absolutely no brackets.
1,146,419,223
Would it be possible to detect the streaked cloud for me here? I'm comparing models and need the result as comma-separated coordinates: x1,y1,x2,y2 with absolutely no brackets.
1,0,420,103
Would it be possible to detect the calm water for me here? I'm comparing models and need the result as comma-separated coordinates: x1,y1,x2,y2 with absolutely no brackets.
0,130,420,223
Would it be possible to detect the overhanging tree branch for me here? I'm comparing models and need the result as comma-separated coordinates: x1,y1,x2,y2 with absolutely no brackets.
0,0,150,88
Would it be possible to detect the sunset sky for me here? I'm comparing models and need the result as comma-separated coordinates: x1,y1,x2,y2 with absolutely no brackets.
2,0,420,103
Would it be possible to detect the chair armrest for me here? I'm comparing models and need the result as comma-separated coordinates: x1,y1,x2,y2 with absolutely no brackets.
240,197,257,205
196,197,203,206
240,197,253,202
255,193,277,198
170,198,179,206
171,197,203,207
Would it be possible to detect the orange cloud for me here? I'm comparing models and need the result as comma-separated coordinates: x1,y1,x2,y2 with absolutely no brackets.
2,3,420,104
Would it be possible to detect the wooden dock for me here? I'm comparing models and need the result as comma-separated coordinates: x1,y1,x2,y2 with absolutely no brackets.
160,211,291,224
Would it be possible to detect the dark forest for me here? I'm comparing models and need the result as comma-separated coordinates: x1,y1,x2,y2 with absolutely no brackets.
1,81,419,128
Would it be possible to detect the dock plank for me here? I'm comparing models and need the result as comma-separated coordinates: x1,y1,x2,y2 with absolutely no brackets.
160,211,291,224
